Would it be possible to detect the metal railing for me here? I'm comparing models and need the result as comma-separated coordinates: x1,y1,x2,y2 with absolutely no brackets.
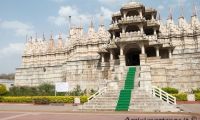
87,87,107,102
152,86,176,105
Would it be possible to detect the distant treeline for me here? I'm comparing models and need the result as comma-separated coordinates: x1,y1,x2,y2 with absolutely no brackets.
0,73,15,80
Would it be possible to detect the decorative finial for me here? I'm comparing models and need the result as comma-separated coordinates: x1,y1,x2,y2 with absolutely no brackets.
35,33,37,41
30,36,32,43
169,7,173,19
80,18,82,28
50,31,52,39
90,16,93,27
194,4,198,16
157,9,161,20
68,16,71,29
181,6,184,17
43,32,45,41
100,15,103,25
59,30,61,38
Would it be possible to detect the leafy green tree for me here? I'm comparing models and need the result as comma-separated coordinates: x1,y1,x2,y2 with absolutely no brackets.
0,84,8,96
38,82,55,96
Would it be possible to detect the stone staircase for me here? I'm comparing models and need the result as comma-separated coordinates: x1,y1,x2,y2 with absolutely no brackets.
78,89,119,111
78,66,180,112
118,66,140,90
129,88,179,112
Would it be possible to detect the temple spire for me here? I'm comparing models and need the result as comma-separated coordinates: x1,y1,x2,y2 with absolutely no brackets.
100,15,103,25
31,36,32,43
50,31,52,39
35,33,38,42
168,7,173,19
181,6,184,18
90,17,94,27
59,30,62,38
43,32,45,41
80,18,82,28
194,4,198,16
157,9,161,20
68,16,71,36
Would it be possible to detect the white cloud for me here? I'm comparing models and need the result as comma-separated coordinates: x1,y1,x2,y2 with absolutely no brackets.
158,5,164,10
48,6,91,26
100,7,113,20
54,0,66,2
175,0,187,6
98,0,129,6
0,43,25,58
1,21,35,36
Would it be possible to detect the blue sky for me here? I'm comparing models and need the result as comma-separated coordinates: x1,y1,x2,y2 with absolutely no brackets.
0,0,199,74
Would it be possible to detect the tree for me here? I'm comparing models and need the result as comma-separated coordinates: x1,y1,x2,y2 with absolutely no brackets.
0,84,7,96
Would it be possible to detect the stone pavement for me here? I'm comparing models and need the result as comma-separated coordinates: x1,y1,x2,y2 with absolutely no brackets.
0,103,199,120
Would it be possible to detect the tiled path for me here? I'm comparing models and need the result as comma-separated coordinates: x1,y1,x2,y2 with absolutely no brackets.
0,103,199,120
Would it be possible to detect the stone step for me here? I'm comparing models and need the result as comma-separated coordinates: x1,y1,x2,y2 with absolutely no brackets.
80,105,116,109
78,108,115,111
87,100,118,103
129,108,161,112
84,102,117,105
92,97,118,101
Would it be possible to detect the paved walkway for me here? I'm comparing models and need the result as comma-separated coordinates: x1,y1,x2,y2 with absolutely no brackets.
0,103,78,112
0,103,199,120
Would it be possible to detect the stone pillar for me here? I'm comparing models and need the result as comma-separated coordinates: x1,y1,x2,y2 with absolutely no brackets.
151,13,154,20
154,46,160,57
112,31,115,39
119,44,125,64
138,42,145,54
101,53,105,62
153,27,156,35
122,25,127,34
114,17,117,24
138,24,144,33
110,49,114,60
168,48,172,59
138,9,143,18
123,11,128,19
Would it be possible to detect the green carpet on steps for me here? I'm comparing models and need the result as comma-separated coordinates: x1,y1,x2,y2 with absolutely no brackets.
115,67,136,111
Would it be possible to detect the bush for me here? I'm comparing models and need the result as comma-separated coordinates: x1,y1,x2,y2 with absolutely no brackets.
34,97,49,105
2,96,33,103
162,87,179,94
195,94,200,101
0,96,2,102
192,88,200,94
0,84,7,96
1,96,90,103
65,85,87,96
7,83,89,96
171,94,187,101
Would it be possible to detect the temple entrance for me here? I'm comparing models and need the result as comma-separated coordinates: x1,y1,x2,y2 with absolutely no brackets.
126,49,141,66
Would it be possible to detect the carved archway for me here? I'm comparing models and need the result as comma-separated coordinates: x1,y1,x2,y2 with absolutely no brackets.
124,43,141,66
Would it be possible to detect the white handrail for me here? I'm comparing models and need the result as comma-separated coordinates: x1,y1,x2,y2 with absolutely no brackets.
87,87,107,102
152,86,176,105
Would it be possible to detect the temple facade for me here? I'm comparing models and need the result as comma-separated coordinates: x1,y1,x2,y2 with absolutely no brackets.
15,0,200,93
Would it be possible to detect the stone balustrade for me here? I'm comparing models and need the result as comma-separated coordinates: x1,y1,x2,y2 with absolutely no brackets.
112,12,121,17
120,16,145,24
157,38,170,43
147,20,159,26
145,35,158,41
145,7,156,12
120,31,143,38
109,24,119,30
121,2,143,9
